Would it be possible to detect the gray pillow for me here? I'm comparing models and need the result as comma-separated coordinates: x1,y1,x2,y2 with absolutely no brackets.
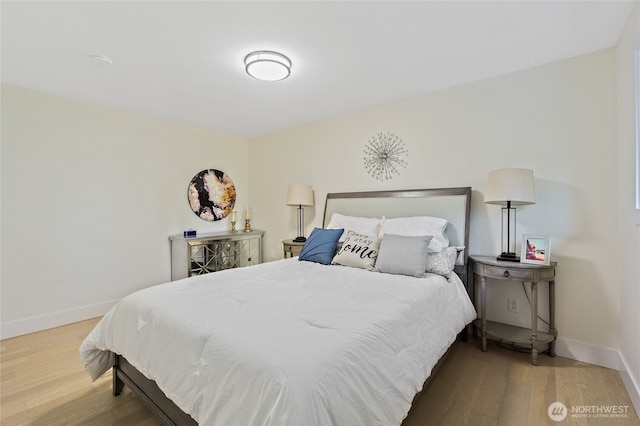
374,234,433,277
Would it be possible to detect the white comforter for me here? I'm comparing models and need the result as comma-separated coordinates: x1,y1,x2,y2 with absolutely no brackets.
80,257,476,426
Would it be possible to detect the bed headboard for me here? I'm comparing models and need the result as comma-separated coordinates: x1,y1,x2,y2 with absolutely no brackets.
322,187,472,287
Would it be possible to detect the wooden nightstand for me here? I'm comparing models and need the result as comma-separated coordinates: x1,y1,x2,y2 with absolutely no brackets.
282,239,305,258
470,256,557,365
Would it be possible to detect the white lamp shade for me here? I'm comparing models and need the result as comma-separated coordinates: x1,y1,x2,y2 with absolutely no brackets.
485,168,536,206
286,184,314,206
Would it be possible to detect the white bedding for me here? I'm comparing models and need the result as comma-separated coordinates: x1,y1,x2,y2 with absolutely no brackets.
80,257,476,426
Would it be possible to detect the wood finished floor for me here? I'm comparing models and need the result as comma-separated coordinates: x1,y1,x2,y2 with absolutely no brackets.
1,318,638,426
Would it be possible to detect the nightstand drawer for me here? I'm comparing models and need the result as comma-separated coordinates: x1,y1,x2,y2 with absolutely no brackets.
282,239,305,258
285,245,302,255
481,265,535,281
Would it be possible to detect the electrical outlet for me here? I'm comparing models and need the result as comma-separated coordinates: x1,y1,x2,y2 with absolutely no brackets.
508,298,519,313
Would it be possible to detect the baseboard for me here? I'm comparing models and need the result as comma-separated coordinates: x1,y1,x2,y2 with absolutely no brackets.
620,352,640,418
555,337,624,370
0,299,118,340
556,337,640,417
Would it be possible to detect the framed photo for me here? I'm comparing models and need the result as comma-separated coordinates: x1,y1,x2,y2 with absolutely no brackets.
520,235,551,265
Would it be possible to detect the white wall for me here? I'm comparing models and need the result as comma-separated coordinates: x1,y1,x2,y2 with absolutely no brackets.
0,84,248,338
616,1,640,414
249,49,619,361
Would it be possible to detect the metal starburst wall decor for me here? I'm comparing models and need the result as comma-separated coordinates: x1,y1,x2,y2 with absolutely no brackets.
363,132,408,181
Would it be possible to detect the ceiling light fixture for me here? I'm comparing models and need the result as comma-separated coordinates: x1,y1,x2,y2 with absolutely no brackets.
89,54,113,65
244,50,291,81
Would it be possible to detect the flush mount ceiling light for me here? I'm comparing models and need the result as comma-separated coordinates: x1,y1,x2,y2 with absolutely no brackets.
244,50,291,81
89,54,113,65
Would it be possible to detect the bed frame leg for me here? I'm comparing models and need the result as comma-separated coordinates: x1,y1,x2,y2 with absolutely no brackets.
113,365,125,396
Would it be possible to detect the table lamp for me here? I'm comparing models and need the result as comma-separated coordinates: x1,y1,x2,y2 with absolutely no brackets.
286,184,314,242
485,168,536,262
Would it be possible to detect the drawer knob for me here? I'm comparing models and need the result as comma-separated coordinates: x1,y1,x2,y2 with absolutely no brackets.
503,270,510,278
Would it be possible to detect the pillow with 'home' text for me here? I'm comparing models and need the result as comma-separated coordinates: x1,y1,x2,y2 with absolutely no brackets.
331,231,381,270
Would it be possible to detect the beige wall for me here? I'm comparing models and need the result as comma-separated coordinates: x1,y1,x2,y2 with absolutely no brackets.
0,84,248,337
249,49,619,356
616,1,640,411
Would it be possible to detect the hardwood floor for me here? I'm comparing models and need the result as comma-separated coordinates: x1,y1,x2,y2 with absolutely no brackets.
404,339,639,426
1,318,638,425
1,318,160,426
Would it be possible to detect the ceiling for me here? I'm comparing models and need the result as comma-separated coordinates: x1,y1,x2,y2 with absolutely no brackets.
1,1,635,138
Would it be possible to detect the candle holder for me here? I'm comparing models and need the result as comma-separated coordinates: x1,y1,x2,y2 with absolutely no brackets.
229,210,238,233
244,219,252,233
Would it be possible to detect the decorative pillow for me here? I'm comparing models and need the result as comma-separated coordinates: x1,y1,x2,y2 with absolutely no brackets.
374,234,433,278
331,231,381,270
425,246,458,279
326,213,382,242
298,228,343,265
379,216,449,252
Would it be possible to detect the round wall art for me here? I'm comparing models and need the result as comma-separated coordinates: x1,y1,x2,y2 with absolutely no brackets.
363,132,408,181
188,169,236,222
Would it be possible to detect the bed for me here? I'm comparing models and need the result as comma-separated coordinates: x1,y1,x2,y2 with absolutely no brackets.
80,187,475,425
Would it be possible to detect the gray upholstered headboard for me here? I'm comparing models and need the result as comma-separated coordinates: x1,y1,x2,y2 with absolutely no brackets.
322,187,472,286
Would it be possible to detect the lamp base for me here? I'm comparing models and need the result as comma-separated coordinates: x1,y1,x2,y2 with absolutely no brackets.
293,236,307,243
497,252,520,262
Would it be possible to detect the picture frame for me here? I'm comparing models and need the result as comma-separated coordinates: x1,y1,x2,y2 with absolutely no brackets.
520,235,551,265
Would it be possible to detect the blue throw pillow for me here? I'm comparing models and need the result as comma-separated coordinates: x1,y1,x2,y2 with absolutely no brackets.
298,227,344,265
